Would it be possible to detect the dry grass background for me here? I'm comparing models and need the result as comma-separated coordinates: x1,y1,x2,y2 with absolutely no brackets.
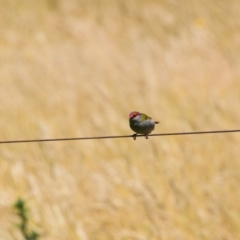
1,0,240,239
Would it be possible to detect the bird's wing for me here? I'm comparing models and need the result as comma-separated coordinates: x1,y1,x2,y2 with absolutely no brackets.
142,114,152,121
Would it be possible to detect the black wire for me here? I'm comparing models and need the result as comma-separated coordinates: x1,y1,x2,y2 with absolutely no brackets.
0,129,239,144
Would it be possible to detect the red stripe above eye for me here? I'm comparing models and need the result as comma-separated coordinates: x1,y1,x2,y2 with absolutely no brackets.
129,111,140,118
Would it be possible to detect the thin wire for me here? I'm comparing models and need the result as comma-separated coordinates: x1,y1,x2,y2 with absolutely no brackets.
0,129,239,144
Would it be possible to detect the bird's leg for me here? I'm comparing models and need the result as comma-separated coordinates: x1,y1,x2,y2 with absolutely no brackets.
132,133,137,140
145,134,149,139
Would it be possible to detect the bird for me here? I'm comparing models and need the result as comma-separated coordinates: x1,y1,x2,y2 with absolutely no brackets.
129,111,159,140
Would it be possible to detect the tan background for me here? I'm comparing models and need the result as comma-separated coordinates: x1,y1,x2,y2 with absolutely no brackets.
1,0,240,239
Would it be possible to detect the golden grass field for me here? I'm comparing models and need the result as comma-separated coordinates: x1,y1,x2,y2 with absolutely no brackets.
1,0,240,239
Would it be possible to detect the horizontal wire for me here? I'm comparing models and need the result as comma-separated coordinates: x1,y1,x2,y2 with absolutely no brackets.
0,129,239,144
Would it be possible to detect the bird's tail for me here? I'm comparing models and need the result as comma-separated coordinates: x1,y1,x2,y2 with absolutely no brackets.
155,121,159,124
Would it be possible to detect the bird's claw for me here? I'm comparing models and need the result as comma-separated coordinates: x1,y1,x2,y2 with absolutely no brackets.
132,134,150,140
132,134,137,140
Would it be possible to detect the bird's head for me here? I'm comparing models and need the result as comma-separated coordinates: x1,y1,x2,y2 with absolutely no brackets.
129,111,141,120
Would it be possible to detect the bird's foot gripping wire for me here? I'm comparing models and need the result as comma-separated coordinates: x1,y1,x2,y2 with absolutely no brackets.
132,134,150,140
132,134,137,140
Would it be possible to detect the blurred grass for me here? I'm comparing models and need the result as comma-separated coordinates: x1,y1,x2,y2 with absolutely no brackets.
0,0,240,239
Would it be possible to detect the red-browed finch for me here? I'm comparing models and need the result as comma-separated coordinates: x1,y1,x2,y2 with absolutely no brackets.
129,111,159,140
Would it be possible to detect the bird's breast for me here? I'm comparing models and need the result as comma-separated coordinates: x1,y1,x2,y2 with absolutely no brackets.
129,119,155,134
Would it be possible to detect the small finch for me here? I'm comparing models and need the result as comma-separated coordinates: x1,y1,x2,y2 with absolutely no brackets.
129,111,159,140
